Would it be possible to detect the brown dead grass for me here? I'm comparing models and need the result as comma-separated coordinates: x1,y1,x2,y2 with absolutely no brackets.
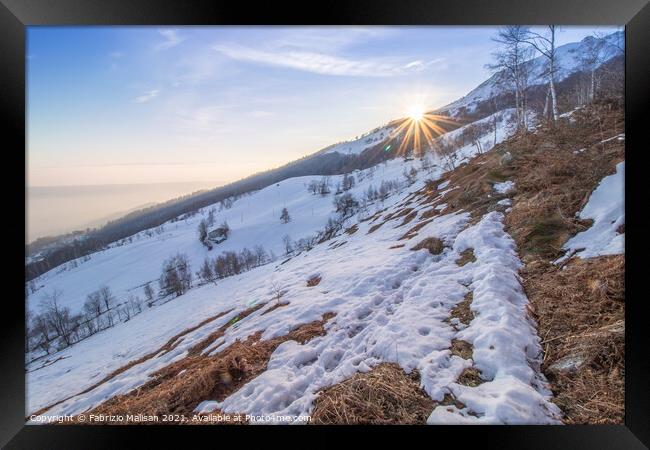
330,241,347,249
311,363,435,424
30,308,234,418
522,255,624,424
448,291,474,327
399,218,434,240
503,102,625,424
419,207,440,220
505,103,624,260
397,210,418,228
187,303,266,356
456,248,477,266
260,302,289,316
450,339,473,360
74,312,336,423
392,207,414,221
411,237,445,255
307,275,322,287
389,244,405,249
344,224,358,235
367,221,384,234
456,367,484,387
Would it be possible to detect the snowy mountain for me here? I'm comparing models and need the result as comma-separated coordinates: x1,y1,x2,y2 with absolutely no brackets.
437,31,623,118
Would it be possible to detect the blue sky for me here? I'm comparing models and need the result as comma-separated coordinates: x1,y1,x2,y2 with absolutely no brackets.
27,26,619,187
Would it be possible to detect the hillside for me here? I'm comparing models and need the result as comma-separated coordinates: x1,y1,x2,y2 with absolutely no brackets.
26,31,625,425
436,31,623,119
27,98,624,424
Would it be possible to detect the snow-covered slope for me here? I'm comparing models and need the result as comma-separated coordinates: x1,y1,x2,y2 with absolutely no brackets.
440,31,623,118
28,161,415,316
28,148,561,424
323,125,396,156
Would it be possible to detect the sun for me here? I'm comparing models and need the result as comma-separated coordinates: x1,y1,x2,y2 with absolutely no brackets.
387,103,458,157
407,105,425,122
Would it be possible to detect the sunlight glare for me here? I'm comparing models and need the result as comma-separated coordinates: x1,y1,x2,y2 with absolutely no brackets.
408,105,425,122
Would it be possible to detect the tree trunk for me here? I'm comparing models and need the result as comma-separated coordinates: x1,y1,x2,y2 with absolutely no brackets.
549,70,558,122
591,69,596,101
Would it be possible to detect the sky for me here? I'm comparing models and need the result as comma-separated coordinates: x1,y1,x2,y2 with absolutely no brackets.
27,26,619,188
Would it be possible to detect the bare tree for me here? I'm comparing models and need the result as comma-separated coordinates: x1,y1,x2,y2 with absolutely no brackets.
580,35,605,103
434,139,457,170
39,289,75,347
83,291,103,332
489,26,533,130
520,26,559,122
160,253,192,297
253,245,269,266
129,295,143,315
198,257,214,283
318,177,331,196
333,193,360,218
29,312,53,355
465,124,485,154
282,235,294,256
342,172,355,191
143,282,155,306
270,279,285,305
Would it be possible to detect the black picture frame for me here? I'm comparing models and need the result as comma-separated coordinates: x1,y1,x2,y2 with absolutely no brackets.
1,0,648,447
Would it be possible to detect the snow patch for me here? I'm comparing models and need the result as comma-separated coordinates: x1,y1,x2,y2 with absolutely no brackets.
493,181,515,194
557,161,624,262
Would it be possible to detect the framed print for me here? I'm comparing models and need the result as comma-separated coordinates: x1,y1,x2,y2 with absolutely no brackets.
1,0,648,447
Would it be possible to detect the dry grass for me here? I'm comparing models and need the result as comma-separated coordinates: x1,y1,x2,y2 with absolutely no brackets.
456,248,476,266
311,363,435,424
399,218,434,240
74,312,337,423
448,291,474,327
457,367,484,387
502,102,625,423
187,303,266,356
389,244,406,249
30,308,234,418
392,207,414,221
522,255,624,424
411,237,445,255
505,103,624,260
307,275,322,287
344,224,358,235
260,302,289,316
367,222,384,234
397,210,418,227
419,207,440,220
450,339,473,360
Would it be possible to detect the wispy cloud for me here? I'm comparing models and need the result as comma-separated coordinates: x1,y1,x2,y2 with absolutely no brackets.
109,51,124,58
213,44,435,77
134,89,160,103
270,28,394,53
156,29,185,50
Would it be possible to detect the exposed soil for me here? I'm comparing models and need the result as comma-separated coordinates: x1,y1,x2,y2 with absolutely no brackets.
411,237,445,255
